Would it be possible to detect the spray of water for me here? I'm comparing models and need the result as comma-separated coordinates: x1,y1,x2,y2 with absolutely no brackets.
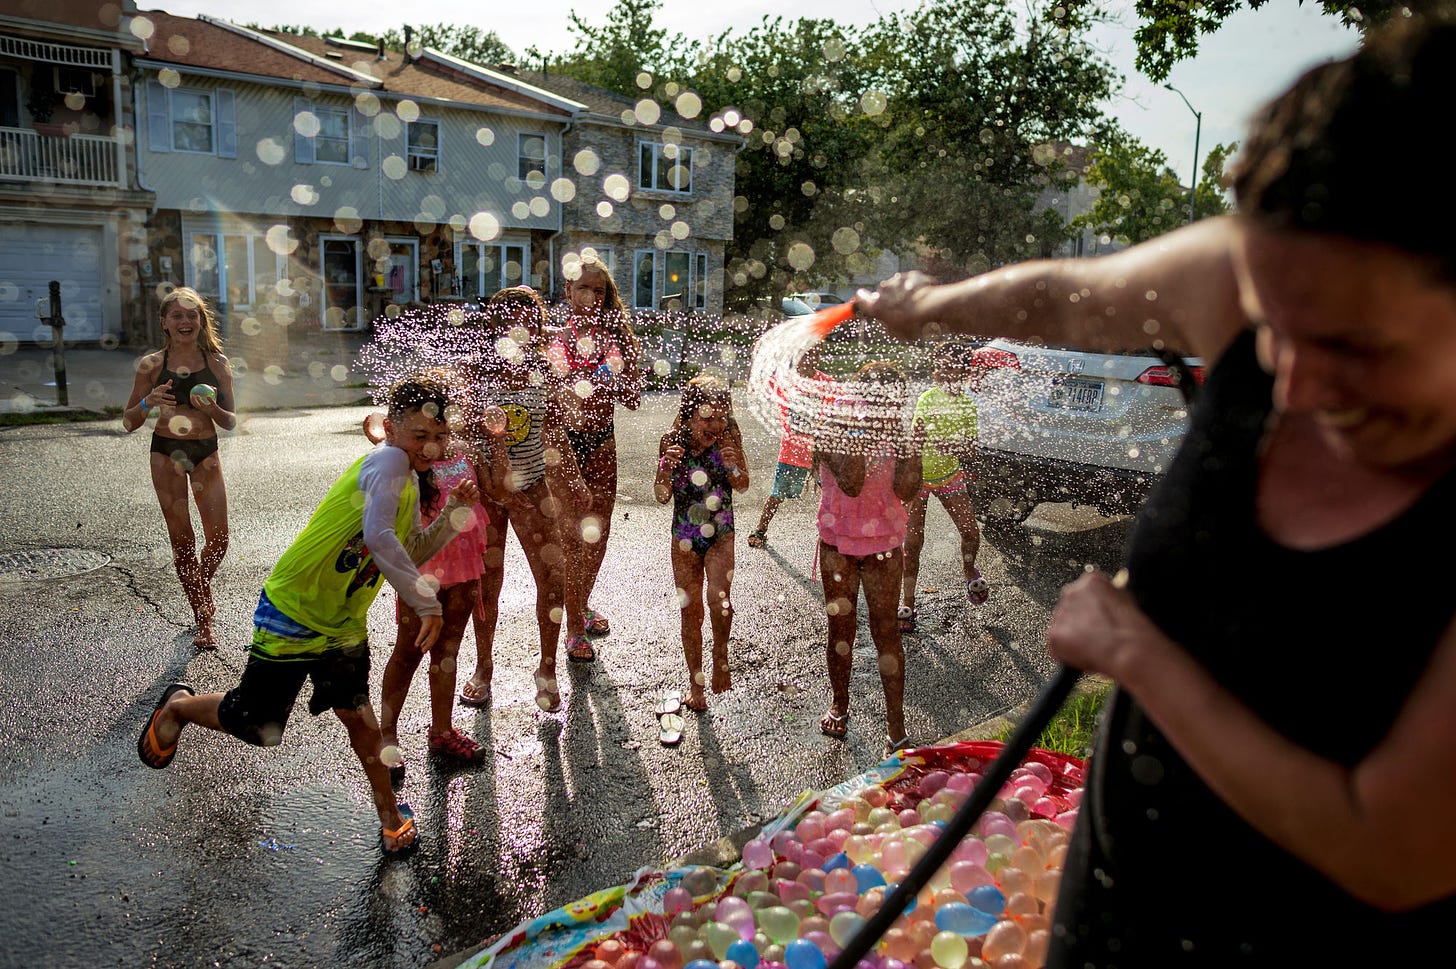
745,307,921,457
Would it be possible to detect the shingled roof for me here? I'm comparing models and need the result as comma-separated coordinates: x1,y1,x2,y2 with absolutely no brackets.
134,10,372,87
276,32,574,117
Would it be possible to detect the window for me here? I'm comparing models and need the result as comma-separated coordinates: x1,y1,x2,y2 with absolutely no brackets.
694,252,707,310
408,120,440,173
315,106,350,165
147,80,236,157
637,142,693,193
663,251,690,310
54,66,99,99
171,89,214,153
518,133,546,183
186,231,284,309
633,249,656,310
461,241,527,300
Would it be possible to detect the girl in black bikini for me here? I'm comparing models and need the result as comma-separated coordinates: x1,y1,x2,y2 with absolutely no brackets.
544,256,641,663
123,287,237,649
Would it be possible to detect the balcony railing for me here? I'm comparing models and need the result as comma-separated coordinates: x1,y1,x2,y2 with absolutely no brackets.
0,125,122,187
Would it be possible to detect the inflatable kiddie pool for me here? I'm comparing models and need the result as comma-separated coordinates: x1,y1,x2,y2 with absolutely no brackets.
452,741,1085,969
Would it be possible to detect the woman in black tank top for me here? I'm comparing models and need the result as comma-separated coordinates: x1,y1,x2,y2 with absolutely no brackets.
858,14,1456,965
123,287,237,650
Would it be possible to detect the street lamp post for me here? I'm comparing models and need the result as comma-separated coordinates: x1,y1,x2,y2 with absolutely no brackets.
1164,83,1202,224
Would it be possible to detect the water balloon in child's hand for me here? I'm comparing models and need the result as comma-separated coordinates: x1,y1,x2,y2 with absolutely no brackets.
363,412,386,444
482,405,507,436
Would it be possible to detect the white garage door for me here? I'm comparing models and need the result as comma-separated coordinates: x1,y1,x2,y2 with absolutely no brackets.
0,223,107,341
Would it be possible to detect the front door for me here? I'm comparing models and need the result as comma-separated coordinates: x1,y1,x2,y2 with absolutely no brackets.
320,236,362,330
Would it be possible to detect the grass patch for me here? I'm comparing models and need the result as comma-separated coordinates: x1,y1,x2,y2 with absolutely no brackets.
993,682,1111,760
0,406,122,427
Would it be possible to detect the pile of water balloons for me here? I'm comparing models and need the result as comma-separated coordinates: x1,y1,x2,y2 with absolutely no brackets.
573,745,1083,969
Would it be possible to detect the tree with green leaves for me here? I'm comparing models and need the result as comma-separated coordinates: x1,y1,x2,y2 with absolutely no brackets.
1055,0,1386,82
856,0,1120,273
1072,135,1234,246
664,17,880,306
547,0,680,93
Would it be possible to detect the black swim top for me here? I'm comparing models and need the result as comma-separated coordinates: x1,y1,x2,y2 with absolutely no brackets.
155,347,221,403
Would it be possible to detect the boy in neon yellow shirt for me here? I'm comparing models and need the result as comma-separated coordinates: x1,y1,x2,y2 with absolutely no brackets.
900,341,986,632
137,378,483,856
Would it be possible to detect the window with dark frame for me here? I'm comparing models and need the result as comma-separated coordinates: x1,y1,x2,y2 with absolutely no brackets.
315,106,349,164
171,88,213,153
518,133,546,182
633,249,656,310
637,142,693,193
408,119,440,172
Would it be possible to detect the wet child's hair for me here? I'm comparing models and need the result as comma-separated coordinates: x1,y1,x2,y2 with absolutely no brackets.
485,286,548,342
387,372,452,424
930,339,977,374
671,372,739,449
387,372,454,510
159,286,223,354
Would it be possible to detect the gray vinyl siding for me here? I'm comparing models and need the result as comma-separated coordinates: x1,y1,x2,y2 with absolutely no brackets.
142,74,566,231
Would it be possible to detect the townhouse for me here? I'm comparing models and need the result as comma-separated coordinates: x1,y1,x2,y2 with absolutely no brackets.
513,68,741,317
131,14,589,363
0,0,152,344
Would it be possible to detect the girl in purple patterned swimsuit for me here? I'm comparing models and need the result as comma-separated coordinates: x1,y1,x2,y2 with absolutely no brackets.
653,374,751,712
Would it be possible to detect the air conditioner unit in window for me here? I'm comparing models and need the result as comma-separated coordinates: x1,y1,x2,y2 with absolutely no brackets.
54,66,101,99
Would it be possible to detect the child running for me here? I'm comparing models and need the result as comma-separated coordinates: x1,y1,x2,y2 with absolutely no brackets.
373,399,507,784
136,377,481,856
815,361,923,756
460,286,590,714
545,255,642,663
899,340,986,632
653,373,751,711
122,287,236,650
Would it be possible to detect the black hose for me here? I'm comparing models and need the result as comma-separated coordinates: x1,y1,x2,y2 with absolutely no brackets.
825,665,1082,969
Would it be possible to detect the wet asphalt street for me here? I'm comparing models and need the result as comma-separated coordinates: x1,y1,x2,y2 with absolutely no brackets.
0,393,1132,968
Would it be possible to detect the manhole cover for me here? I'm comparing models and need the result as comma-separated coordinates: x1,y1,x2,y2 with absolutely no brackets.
0,548,112,581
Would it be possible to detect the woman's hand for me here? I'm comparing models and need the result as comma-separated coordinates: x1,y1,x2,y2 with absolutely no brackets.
1046,571,1165,679
414,612,443,652
855,271,939,341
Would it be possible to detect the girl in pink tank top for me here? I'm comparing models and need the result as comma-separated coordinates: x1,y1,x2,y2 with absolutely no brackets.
814,361,923,757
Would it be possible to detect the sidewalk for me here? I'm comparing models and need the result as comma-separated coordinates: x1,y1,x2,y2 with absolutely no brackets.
0,329,375,416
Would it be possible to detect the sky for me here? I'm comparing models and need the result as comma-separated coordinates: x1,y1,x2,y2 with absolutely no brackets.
151,0,1361,188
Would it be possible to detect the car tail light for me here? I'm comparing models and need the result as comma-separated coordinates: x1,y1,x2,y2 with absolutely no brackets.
1136,364,1205,386
972,347,1021,370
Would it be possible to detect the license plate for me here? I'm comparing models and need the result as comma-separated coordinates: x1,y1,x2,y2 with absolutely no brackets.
1046,376,1104,411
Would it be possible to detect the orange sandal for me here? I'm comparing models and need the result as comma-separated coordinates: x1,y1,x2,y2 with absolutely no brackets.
381,802,418,856
137,683,194,769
